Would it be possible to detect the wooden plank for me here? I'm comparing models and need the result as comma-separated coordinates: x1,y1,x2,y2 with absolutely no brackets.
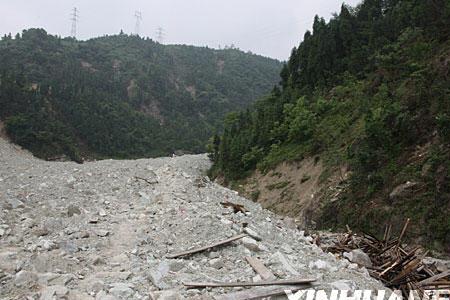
166,234,247,259
184,277,316,289
396,218,410,248
421,281,450,287
245,256,276,280
214,286,304,300
418,270,450,286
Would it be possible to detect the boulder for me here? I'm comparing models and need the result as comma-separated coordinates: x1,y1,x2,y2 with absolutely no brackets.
343,249,372,268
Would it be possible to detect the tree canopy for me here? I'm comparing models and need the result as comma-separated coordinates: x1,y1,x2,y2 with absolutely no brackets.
0,30,282,160
209,0,450,249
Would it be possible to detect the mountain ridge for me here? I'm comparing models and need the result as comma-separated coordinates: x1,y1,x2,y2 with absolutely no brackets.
0,28,282,161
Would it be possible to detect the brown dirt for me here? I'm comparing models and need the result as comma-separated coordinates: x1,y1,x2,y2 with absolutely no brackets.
238,157,349,229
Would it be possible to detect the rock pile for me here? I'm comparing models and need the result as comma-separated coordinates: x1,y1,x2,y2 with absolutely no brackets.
0,137,385,299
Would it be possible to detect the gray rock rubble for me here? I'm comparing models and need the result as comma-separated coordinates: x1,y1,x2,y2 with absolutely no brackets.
0,138,385,299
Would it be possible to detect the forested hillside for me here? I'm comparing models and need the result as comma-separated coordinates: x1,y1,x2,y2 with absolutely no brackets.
209,0,450,250
0,29,281,160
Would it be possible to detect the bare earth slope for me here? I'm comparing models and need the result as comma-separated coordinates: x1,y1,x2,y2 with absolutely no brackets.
0,137,384,299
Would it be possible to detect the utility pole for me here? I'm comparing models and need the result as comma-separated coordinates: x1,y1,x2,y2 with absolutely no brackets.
134,11,142,36
156,27,165,43
70,7,79,39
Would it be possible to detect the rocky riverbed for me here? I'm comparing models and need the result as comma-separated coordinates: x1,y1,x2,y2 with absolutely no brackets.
0,137,386,299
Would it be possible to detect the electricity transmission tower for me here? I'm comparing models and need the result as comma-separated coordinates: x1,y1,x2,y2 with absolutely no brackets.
70,7,79,39
134,11,142,36
156,27,165,43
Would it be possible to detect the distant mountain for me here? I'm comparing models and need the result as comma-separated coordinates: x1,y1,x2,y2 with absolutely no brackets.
0,29,281,160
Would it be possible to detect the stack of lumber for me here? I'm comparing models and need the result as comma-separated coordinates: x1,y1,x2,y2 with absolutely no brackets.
322,219,450,297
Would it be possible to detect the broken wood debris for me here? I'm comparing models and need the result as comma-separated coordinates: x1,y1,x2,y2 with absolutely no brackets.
321,219,450,298
220,201,248,214
245,256,276,280
166,233,247,259
184,277,316,289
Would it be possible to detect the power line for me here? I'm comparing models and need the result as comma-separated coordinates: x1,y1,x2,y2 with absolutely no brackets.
134,11,142,36
70,7,79,39
156,27,165,43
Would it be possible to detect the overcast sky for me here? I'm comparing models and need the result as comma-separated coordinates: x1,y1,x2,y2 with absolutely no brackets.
1,0,361,60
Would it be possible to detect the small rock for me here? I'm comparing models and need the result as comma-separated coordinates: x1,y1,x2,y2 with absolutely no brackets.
149,261,170,289
5,198,25,209
61,241,79,253
309,259,330,270
110,253,128,265
0,251,17,272
96,290,117,300
169,261,185,272
109,282,134,299
208,251,220,259
89,216,100,224
79,231,90,238
99,209,107,217
209,258,224,269
15,270,38,287
95,230,109,237
348,263,359,270
241,237,261,252
40,285,69,300
66,175,76,185
244,228,262,241
68,204,81,217
220,219,233,226
330,280,357,291
152,289,182,300
92,255,106,266
37,239,58,251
